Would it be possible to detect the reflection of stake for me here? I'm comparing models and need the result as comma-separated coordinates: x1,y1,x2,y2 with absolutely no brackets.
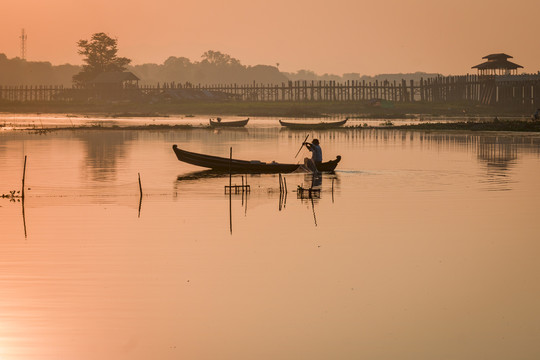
283,177,287,209
244,176,248,217
241,176,244,206
22,195,27,239
229,148,232,235
311,197,318,227
138,173,143,218
229,185,232,234
332,177,334,203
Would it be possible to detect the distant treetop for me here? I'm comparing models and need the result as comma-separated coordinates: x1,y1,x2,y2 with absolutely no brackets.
73,32,131,86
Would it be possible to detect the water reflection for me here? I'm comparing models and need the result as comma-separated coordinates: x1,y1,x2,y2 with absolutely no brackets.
2,127,539,198
76,131,134,182
477,137,518,166
173,171,338,231
477,138,518,191
2,125,540,360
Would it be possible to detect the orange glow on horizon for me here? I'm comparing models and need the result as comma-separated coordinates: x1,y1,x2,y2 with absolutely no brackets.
1,0,539,76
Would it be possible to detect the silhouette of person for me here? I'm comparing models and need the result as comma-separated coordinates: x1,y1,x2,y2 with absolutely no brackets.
303,139,322,173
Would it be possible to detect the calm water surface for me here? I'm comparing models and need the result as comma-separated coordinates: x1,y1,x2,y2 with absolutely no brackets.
1,118,540,360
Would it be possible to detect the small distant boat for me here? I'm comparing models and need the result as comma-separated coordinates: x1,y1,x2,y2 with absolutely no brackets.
279,118,348,129
209,117,249,127
172,145,341,173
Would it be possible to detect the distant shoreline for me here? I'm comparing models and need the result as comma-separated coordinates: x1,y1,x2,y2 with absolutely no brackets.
0,100,537,118
4,120,539,134
365,119,540,132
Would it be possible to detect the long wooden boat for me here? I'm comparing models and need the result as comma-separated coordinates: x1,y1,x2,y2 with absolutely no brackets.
279,118,348,129
172,145,341,173
209,118,249,127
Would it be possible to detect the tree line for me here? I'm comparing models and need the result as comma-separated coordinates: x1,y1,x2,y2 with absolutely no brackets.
0,32,440,87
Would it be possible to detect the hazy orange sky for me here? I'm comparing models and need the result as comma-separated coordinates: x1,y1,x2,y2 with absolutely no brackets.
1,0,539,76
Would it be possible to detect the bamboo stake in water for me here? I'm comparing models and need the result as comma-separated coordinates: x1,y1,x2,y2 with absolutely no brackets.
138,172,143,197
138,173,143,218
22,155,27,200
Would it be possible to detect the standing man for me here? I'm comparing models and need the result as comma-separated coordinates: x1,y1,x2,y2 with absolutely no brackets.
303,139,322,173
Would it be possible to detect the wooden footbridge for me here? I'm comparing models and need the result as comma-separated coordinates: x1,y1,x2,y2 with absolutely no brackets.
1,74,540,106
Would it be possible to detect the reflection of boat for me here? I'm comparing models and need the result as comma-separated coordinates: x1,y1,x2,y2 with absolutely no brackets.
279,118,348,129
172,145,341,173
176,169,230,181
209,118,249,127
211,127,249,134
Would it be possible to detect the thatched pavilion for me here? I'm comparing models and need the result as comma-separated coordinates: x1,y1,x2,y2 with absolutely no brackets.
472,53,523,76
88,71,140,89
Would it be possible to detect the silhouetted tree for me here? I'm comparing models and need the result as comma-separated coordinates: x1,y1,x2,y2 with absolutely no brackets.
200,51,241,66
72,32,131,86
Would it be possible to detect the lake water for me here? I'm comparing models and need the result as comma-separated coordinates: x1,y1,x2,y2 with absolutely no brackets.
1,116,540,360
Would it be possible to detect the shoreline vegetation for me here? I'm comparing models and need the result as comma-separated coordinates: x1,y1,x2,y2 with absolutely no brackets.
0,100,538,118
3,120,540,134
1,100,539,132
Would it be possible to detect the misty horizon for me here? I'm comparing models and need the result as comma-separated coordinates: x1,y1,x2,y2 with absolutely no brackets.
0,52,446,87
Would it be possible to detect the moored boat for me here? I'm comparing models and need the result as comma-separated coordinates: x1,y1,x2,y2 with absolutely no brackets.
209,118,249,127
172,145,341,173
279,118,348,129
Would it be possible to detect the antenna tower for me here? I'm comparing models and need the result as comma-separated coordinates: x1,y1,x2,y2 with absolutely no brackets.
20,29,27,60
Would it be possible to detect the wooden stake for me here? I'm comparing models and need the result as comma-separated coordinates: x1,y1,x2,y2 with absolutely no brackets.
22,155,27,199
138,172,143,197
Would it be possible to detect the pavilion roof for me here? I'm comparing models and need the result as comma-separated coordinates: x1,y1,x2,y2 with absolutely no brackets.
482,53,513,60
89,72,140,84
472,59,523,70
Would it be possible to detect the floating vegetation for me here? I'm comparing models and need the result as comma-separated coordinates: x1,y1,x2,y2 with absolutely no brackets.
22,124,195,133
390,120,540,132
1,190,22,202
110,112,169,118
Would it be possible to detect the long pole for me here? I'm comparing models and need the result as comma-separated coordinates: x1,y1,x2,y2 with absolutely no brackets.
294,134,310,159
